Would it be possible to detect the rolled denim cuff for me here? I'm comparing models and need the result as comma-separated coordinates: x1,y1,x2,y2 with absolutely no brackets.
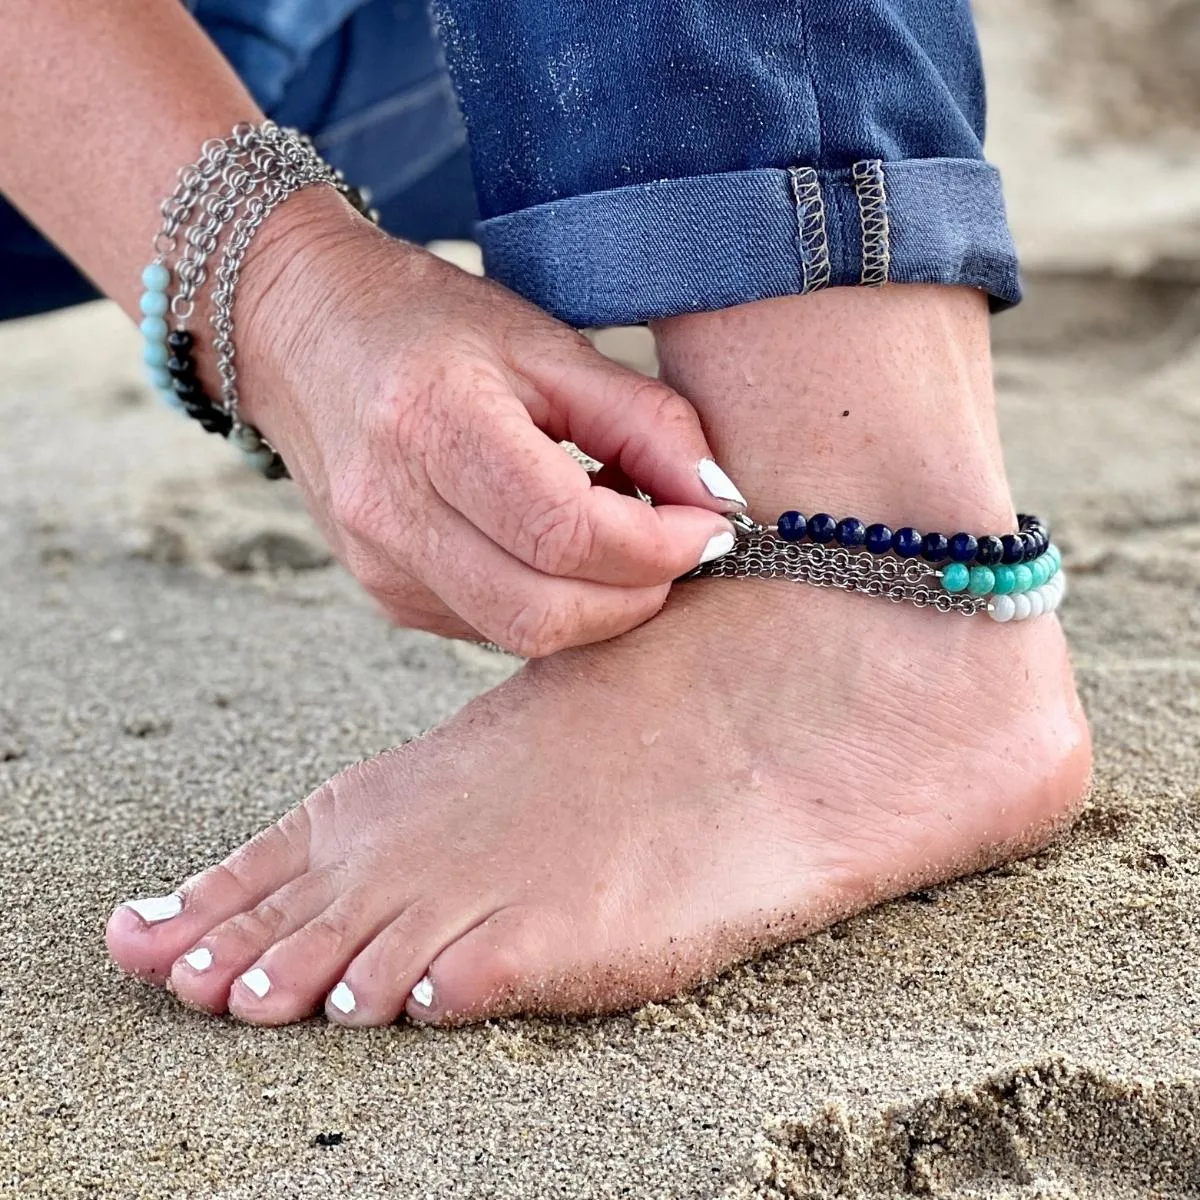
477,157,1020,328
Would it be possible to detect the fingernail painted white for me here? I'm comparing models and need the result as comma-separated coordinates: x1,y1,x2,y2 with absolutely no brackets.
240,967,271,999
183,947,212,972
329,981,356,1015
698,530,736,565
697,459,747,508
411,975,434,1007
122,893,183,924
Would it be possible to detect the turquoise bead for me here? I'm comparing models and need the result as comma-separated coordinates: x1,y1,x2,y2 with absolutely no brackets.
145,364,172,389
1048,545,1061,572
967,565,995,596
141,263,170,292
991,565,1016,595
140,315,168,341
140,290,168,317
942,562,970,593
1012,564,1034,593
143,340,169,367
1029,558,1049,589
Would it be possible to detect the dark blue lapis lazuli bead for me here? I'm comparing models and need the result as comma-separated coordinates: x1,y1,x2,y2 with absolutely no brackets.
836,517,867,548
1001,533,1024,564
948,532,978,563
777,511,807,541
975,534,1004,566
1021,531,1040,561
864,523,893,554
921,531,950,562
893,526,923,557
808,513,837,543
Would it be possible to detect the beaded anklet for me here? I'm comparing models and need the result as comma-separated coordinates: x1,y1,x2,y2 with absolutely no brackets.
688,510,1066,622
139,121,380,478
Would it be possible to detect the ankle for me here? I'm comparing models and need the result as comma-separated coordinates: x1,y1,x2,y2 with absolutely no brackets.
653,285,1014,532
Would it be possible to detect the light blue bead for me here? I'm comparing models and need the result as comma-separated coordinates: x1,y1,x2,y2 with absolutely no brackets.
140,290,169,317
241,447,277,474
140,316,168,342
141,263,170,292
145,365,172,389
229,425,262,453
157,386,185,412
143,340,170,367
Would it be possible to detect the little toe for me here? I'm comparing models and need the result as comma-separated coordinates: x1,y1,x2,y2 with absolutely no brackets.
327,902,496,1027
404,906,572,1026
168,869,337,1013
106,811,312,981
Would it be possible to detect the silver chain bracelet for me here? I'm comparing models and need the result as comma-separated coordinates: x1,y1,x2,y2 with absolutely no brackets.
138,121,380,476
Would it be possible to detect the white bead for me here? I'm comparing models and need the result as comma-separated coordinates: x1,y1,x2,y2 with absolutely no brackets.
1026,589,1045,618
989,594,1016,623
1012,593,1033,621
1057,571,1068,602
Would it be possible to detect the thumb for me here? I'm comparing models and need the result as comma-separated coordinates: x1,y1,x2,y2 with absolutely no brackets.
522,345,749,514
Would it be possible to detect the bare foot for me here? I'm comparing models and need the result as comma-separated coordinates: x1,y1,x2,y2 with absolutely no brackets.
105,577,1089,1025
104,286,1093,1025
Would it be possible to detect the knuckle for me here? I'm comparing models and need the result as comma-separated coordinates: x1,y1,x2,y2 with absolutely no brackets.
626,378,691,427
497,597,574,658
520,493,596,576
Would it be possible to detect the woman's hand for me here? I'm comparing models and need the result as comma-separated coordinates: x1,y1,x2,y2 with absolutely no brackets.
235,189,743,655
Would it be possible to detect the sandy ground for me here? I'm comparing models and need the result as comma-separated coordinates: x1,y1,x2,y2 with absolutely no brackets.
4,11,1200,1197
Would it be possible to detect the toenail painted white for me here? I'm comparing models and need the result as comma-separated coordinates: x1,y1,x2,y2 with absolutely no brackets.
698,530,736,566
410,975,434,1008
697,459,747,508
122,893,183,924
183,947,212,972
240,968,271,999
329,981,356,1015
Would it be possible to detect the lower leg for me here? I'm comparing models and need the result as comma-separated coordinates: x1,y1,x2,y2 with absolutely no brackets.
105,285,1091,1026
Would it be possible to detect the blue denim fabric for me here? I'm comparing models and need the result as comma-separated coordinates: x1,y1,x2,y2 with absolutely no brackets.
0,0,1019,325
432,0,1020,323
0,0,476,321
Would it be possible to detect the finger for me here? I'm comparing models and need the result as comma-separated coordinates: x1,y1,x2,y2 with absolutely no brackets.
515,339,748,512
409,499,670,657
426,392,737,587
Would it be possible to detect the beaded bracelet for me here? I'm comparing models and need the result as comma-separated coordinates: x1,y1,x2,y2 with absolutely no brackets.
688,511,1066,622
139,122,380,478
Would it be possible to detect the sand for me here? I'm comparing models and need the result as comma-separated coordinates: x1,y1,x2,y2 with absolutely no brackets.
4,13,1200,1198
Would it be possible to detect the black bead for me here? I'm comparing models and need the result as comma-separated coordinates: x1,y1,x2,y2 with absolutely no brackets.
263,456,291,481
1020,531,1040,561
166,329,194,352
864,523,893,554
893,527,923,558
1000,533,1024,565
948,532,978,563
172,377,201,400
198,412,233,436
777,511,807,542
836,517,867,548
808,513,837,543
975,534,1004,566
921,531,950,562
166,354,196,380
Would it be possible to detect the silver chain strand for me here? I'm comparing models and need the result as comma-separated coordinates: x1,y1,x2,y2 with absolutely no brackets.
147,122,372,457
687,531,988,616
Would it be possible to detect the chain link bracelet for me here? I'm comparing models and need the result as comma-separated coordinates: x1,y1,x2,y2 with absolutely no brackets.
138,121,380,478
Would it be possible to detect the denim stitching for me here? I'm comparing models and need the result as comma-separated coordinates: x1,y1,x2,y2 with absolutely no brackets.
788,167,830,294
852,160,890,287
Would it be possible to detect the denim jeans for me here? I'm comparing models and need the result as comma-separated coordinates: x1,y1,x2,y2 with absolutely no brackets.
0,0,1019,325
